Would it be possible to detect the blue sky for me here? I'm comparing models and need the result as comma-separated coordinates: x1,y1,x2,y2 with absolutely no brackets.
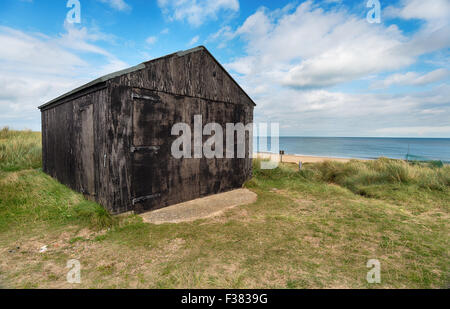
0,0,449,137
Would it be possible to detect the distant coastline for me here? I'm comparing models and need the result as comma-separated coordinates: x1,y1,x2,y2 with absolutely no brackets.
253,136,450,163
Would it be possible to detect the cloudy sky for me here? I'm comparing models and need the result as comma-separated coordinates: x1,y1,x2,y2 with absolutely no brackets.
0,0,449,137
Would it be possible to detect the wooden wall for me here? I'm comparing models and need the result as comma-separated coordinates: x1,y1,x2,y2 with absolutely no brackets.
41,87,115,212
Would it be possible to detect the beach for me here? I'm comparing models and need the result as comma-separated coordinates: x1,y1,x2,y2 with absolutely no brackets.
254,137,450,163
255,152,357,164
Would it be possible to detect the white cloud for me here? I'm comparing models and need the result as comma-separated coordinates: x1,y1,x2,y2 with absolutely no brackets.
0,26,85,76
146,36,157,45
215,1,450,137
225,2,436,89
208,26,234,48
157,0,239,27
222,1,450,90
0,25,128,131
188,35,200,46
374,126,450,137
386,0,450,29
58,22,115,57
371,69,450,89
398,0,450,19
249,84,450,137
98,0,131,12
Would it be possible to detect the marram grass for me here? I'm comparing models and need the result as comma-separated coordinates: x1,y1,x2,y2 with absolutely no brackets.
0,127,42,172
297,158,450,192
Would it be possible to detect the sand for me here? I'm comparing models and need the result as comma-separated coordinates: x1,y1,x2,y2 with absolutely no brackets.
255,152,364,164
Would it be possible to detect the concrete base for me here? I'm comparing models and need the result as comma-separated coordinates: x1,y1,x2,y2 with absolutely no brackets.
139,189,257,224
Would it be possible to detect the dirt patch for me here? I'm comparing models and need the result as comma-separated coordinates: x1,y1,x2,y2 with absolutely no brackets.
140,189,258,224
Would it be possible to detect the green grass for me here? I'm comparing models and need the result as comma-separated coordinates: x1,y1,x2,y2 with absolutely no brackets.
0,129,115,236
0,130,448,289
0,170,116,234
0,127,42,172
298,158,450,193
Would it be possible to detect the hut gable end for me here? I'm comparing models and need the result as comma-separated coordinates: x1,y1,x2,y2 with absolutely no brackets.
110,46,255,107
39,46,255,111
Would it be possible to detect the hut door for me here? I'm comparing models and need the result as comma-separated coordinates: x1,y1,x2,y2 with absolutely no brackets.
131,91,168,212
79,104,95,196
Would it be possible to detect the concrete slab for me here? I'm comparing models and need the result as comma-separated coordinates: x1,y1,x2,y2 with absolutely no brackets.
139,189,257,224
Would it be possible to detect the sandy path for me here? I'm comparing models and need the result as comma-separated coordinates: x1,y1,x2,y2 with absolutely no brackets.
139,189,257,224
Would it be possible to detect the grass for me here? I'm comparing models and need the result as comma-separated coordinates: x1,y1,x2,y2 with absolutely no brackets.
0,170,116,235
0,129,448,288
0,127,42,172
299,158,450,193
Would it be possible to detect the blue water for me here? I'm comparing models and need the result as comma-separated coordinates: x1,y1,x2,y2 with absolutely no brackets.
254,137,450,163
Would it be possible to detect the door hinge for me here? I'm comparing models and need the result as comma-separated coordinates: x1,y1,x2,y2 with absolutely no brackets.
132,194,161,205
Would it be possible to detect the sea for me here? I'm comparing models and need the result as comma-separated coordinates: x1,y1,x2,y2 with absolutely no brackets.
253,137,450,163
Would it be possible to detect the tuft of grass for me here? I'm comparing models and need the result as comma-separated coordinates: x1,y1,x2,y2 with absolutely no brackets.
72,201,117,230
0,127,42,172
298,158,450,194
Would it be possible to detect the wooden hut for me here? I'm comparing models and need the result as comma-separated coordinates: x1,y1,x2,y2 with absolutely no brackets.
38,46,255,214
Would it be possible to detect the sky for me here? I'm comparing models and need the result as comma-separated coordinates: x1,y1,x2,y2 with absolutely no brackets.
0,0,449,137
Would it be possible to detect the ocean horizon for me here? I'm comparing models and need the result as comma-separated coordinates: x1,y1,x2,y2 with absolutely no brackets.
253,137,450,163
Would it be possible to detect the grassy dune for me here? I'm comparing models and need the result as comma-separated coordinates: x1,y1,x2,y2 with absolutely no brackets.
0,129,448,288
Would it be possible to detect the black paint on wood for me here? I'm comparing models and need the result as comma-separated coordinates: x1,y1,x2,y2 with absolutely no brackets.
39,46,254,214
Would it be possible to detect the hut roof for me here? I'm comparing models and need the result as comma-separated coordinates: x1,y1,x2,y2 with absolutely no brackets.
38,46,255,110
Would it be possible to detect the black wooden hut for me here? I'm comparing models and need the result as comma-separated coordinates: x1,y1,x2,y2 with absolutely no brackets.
38,46,255,214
